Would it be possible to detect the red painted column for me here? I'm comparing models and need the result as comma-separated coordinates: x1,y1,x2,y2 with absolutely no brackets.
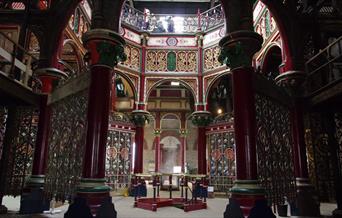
28,69,67,187
134,126,144,174
154,112,161,172
31,95,50,177
275,72,321,216
197,127,207,174
82,66,112,179
191,111,211,175
131,110,150,174
180,131,186,173
154,130,161,172
291,100,309,179
219,31,264,216
232,67,258,180
77,29,126,214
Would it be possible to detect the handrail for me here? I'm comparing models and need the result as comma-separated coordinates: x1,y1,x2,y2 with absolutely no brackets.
0,31,38,90
306,35,342,73
121,4,224,34
305,36,342,93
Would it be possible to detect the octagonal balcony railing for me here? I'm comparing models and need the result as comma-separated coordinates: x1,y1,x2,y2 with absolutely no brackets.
121,4,224,34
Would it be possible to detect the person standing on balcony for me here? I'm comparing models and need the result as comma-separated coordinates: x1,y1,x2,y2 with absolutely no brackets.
167,16,175,33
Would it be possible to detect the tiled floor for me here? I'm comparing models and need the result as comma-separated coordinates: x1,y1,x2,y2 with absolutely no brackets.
0,194,337,218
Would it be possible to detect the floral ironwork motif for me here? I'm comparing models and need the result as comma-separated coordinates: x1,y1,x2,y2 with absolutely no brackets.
208,131,235,192
146,50,197,72
204,46,223,71
305,113,336,202
200,4,224,31
106,129,133,191
4,107,38,196
255,94,296,206
121,44,140,70
335,113,342,178
44,89,88,202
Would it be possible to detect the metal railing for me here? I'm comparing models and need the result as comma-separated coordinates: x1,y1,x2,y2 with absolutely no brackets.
121,4,225,34
306,36,342,94
0,31,39,90
208,175,234,193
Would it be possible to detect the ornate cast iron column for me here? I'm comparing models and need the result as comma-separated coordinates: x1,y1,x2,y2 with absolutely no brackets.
76,29,126,214
154,129,161,172
20,68,67,214
276,71,321,217
179,129,187,173
219,31,265,216
131,110,150,174
191,111,212,175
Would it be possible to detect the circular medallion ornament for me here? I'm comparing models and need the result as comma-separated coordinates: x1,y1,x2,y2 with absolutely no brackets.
224,148,235,160
107,146,117,159
211,149,222,161
167,37,178,46
120,147,129,160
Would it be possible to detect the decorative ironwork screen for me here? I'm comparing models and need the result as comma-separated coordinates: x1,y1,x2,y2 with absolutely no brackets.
335,113,342,178
0,107,8,161
45,89,88,202
305,113,336,202
208,130,235,193
255,94,296,206
106,112,134,191
4,107,38,196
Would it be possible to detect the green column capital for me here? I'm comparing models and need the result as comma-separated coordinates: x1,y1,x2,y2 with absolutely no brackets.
219,31,263,70
82,29,127,69
190,111,212,127
130,110,151,127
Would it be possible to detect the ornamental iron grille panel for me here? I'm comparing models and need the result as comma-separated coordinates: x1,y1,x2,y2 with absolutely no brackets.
305,113,336,202
44,89,88,202
335,113,342,178
208,129,235,193
0,107,8,161
106,112,134,191
4,107,38,196
255,94,296,206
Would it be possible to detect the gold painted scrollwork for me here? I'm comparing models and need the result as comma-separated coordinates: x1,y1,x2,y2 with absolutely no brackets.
187,52,197,72
177,51,187,72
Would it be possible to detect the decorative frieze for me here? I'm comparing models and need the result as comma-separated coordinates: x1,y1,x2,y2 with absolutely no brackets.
146,50,197,73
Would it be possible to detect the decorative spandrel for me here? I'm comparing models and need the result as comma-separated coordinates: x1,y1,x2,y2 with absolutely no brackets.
208,131,235,192
255,94,296,206
4,107,38,196
44,89,88,202
106,129,133,191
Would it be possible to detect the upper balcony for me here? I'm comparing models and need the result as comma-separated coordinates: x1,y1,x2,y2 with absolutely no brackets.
306,36,342,102
121,3,224,34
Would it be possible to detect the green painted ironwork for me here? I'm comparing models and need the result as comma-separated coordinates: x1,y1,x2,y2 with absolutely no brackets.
167,52,177,71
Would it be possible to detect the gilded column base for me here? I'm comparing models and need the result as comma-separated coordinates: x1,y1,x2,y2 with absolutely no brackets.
224,180,275,218
67,178,114,216
20,175,49,214
293,177,320,217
